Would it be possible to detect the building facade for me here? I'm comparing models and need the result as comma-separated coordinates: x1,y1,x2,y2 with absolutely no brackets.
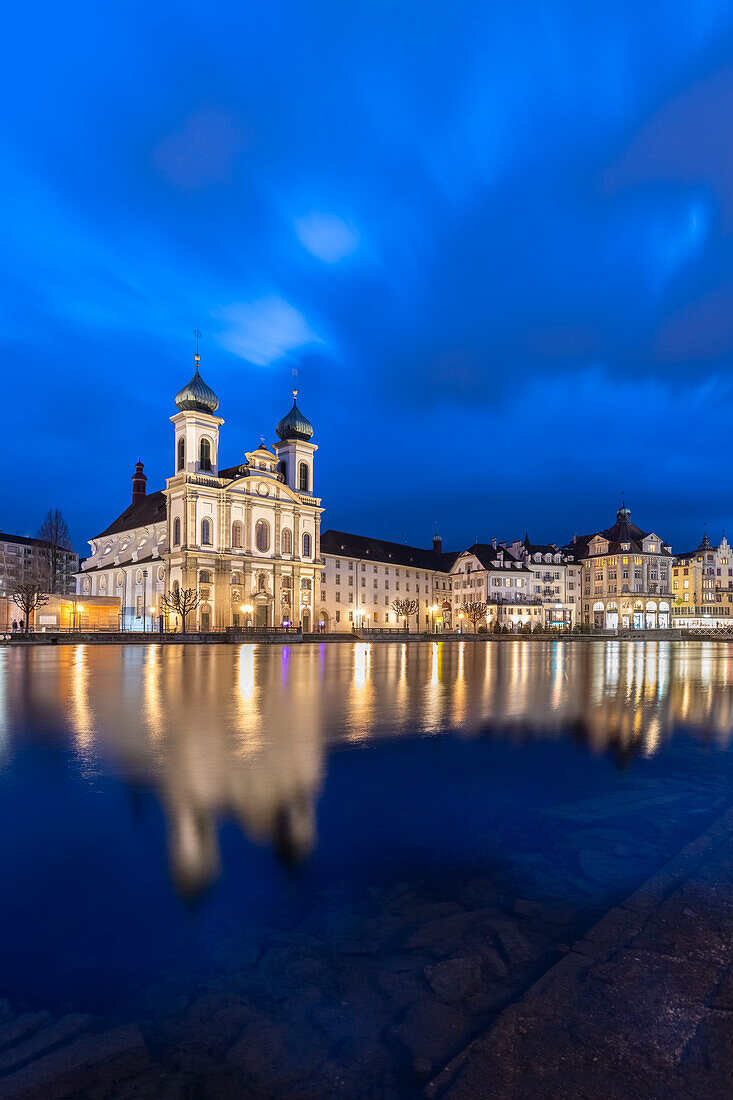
319,530,456,632
506,537,582,629
0,532,78,598
78,353,323,631
671,533,733,628
567,503,673,629
449,543,542,630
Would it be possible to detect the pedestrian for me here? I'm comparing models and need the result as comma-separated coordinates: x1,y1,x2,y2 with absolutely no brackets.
11,620,17,631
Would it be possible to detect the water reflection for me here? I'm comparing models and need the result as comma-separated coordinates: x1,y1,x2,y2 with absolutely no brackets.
1,639,732,894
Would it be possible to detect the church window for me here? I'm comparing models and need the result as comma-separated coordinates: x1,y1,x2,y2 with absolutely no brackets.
173,518,181,545
282,575,292,589
177,437,185,471
201,518,212,545
301,578,312,591
232,521,243,548
281,528,292,554
298,462,309,492
200,438,212,471
255,519,270,552
302,532,312,557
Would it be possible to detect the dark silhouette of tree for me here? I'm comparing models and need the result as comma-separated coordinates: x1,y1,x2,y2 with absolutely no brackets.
37,509,73,593
10,579,49,632
391,597,419,633
461,600,488,632
161,587,201,633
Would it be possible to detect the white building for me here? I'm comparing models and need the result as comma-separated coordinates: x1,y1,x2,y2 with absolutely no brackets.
450,543,541,630
505,536,582,629
78,352,323,631
319,531,456,632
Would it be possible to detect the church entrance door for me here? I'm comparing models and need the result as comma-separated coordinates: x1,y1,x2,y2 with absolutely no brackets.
255,604,268,628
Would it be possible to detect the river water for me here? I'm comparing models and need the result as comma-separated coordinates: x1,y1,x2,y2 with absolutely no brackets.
1,639,732,1094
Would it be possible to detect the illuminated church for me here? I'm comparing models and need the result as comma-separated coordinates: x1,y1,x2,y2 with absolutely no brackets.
78,347,323,631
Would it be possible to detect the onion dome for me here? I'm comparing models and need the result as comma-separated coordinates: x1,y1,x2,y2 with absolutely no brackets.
175,351,219,414
276,390,313,441
616,500,631,523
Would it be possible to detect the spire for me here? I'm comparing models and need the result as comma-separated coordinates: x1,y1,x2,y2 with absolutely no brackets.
698,528,713,551
175,330,219,413
616,497,631,523
132,458,147,505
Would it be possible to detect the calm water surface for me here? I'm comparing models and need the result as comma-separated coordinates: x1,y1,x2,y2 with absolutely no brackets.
1,638,732,1093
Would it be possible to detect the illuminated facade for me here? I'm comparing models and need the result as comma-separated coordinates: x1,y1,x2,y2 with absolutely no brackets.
319,531,456,632
78,351,323,630
671,532,733,628
505,537,582,629
450,544,541,630
567,503,673,629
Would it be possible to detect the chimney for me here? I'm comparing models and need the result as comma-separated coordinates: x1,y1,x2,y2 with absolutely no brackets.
573,533,578,544
132,458,147,505
492,536,497,549
433,533,442,553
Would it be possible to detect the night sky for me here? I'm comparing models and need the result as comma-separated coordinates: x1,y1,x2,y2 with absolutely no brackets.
4,2,733,555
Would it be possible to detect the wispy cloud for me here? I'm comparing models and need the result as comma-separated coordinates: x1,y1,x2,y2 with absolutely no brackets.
213,296,323,366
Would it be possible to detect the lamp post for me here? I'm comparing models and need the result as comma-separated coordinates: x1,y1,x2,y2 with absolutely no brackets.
459,613,464,634
429,604,438,633
240,603,253,628
74,603,84,631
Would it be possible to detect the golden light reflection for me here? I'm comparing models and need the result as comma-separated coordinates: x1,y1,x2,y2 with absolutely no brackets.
3,638,733,895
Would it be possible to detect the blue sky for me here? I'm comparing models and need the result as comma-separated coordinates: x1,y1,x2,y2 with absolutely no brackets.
4,1,733,554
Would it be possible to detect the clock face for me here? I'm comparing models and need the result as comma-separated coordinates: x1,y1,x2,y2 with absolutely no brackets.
257,482,269,496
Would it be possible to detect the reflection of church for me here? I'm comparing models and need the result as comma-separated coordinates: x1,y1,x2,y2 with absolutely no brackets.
78,349,323,630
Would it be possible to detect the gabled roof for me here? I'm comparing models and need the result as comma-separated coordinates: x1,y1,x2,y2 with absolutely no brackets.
564,506,671,559
461,543,532,573
0,531,76,554
321,529,459,572
93,491,167,539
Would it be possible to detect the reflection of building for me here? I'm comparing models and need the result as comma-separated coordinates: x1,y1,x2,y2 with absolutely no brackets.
450,543,540,630
320,531,457,631
671,532,733,628
78,346,323,631
567,503,673,630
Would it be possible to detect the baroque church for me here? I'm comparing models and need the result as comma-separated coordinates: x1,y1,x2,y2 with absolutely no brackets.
78,348,323,631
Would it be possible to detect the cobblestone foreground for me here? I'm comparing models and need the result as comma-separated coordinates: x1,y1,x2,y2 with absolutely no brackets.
1,792,731,1097
429,807,733,1099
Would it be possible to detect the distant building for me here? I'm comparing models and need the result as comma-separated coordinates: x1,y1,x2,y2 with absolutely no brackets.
505,537,582,629
450,543,540,630
78,348,323,631
319,530,456,632
0,532,78,597
671,532,733,628
566,502,673,629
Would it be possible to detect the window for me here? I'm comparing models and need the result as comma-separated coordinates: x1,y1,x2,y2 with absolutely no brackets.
303,532,311,557
201,518,212,545
298,462,309,492
281,528,292,555
232,521,243,548
200,437,212,471
301,578,312,591
255,520,270,552
177,437,185,471
173,518,181,545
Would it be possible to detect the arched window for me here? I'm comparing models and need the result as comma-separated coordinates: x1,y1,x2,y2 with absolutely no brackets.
277,460,287,482
200,437,212,471
255,519,270,552
201,518,212,546
232,521,243,548
301,577,312,591
173,579,180,596
281,527,292,555
302,532,312,557
199,570,212,584
177,437,185,471
298,462,309,492
173,517,181,545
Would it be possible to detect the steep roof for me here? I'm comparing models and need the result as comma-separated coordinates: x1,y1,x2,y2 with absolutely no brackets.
563,506,670,559
0,532,76,554
93,491,167,539
321,529,459,572
463,543,532,573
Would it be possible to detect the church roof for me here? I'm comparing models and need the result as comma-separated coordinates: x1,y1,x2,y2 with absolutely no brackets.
321,529,459,571
276,394,313,441
175,363,219,414
93,491,167,539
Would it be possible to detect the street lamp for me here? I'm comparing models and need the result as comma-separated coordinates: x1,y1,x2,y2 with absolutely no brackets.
429,604,438,632
74,603,84,631
240,603,253,628
459,613,464,634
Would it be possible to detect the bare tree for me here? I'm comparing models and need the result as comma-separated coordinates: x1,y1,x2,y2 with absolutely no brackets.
160,587,201,633
391,597,419,633
37,509,73,593
461,600,488,633
10,580,49,633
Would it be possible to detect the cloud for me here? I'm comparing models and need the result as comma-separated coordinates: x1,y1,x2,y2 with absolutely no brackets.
214,296,324,366
294,213,360,262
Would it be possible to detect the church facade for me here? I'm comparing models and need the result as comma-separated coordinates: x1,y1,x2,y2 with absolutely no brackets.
78,351,323,631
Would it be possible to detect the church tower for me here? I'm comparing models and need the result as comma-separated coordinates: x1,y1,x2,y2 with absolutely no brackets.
273,389,316,495
170,334,224,476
